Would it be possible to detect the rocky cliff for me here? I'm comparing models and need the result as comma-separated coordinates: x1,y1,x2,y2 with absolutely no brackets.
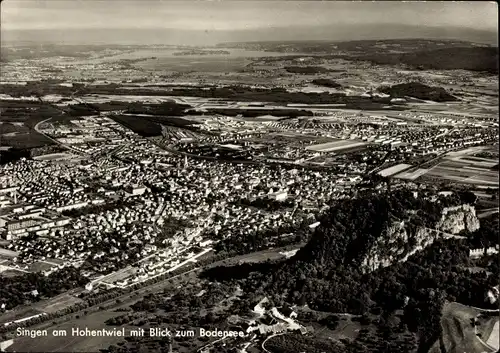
437,204,480,234
361,205,479,272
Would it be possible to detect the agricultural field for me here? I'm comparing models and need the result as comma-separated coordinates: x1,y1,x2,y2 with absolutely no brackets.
0,269,25,278
396,147,499,187
0,262,27,277
0,307,44,326
32,153,77,161
486,321,499,350
212,245,304,267
0,131,55,149
476,312,500,351
0,248,19,258
305,139,369,153
395,168,430,181
429,302,499,353
0,255,25,278
378,163,412,177
424,161,497,183
0,100,66,149
33,293,84,314
421,160,498,186
98,266,137,285
26,261,58,273
0,122,31,137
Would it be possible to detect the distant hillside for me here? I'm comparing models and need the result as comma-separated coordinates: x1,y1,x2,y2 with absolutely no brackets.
224,38,487,53
357,47,499,74
124,102,192,117
311,79,342,88
221,39,498,74
284,66,330,74
378,82,458,102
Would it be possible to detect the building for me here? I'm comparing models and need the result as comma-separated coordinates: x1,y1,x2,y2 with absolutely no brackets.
258,323,287,335
55,201,89,213
469,246,499,258
127,185,147,196
269,191,288,202
0,186,18,195
6,218,37,232
309,221,320,229
199,239,213,247
486,286,499,304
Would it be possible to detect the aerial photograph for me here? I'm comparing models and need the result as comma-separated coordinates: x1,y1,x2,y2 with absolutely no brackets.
0,1,498,352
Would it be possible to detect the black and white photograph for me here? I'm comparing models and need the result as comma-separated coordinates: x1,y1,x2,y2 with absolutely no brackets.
0,1,498,352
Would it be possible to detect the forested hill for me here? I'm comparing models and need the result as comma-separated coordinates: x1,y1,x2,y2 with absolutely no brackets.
203,188,497,352
291,189,477,271
356,47,499,74
377,82,457,102
255,189,493,352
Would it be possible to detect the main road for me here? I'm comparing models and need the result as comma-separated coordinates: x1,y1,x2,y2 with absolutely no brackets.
262,332,286,353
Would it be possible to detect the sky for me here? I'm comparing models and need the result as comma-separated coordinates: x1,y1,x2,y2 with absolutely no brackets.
1,1,498,44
